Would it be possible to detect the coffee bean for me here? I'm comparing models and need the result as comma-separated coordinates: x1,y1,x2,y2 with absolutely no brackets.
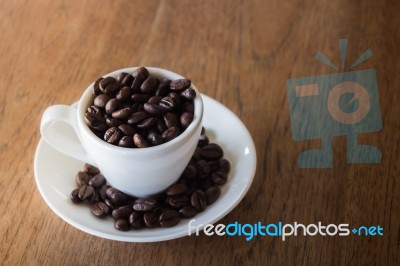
193,147,203,161
91,202,110,218
182,164,197,179
208,160,220,172
206,186,221,204
93,77,103,95
143,212,159,228
179,206,197,218
164,112,178,128
78,185,95,201
170,79,191,91
180,112,193,129
70,188,82,204
197,160,211,178
114,219,130,231
155,79,171,96
180,88,196,100
116,86,131,101
159,210,180,227
105,98,121,114
141,77,159,94
118,124,135,136
131,67,150,91
121,74,134,87
211,171,228,185
198,134,209,147
159,96,176,110
143,103,166,115
104,127,123,144
75,171,90,187
167,195,190,208
106,187,128,207
191,190,207,212
199,178,213,191
116,72,128,83
99,77,117,94
166,183,188,196
137,117,156,129
83,163,100,175
104,198,116,211
112,205,134,219
133,133,149,148
147,132,163,146
87,105,102,115
105,116,123,127
155,117,167,133
219,158,231,173
162,127,181,142
148,96,162,104
89,174,106,189
84,112,107,131
201,144,224,160
129,212,144,228
131,94,151,103
118,136,134,147
104,82,120,94
127,111,149,124
98,184,110,201
112,107,132,120
94,94,112,108
168,92,181,106
133,198,157,211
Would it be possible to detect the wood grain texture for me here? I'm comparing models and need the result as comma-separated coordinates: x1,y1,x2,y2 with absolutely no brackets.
0,0,399,265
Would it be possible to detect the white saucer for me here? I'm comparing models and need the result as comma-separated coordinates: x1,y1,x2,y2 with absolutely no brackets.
34,94,256,242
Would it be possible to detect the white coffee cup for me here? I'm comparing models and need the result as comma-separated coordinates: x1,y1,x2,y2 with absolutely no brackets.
40,67,203,197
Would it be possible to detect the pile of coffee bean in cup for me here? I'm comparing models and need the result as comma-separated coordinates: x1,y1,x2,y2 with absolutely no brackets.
84,67,196,148
70,128,231,230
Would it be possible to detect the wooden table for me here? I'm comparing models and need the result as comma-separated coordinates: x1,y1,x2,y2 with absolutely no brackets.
1,0,399,265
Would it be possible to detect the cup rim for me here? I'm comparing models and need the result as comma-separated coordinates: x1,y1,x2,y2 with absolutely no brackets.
76,66,203,155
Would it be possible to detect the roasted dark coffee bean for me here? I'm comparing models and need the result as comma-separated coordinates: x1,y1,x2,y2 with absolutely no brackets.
183,102,194,114
106,187,128,206
208,160,220,172
75,171,90,187
118,136,134,147
91,202,110,218
133,133,149,148
127,111,149,124
133,198,157,211
197,160,211,178
89,173,106,189
105,98,121,114
121,74,134,87
112,205,134,220
159,96,176,110
104,198,116,211
201,126,206,134
116,72,128,83
143,103,165,115
84,112,107,131
201,144,224,160
182,164,197,179
180,88,196,100
198,134,209,147
155,79,171,96
87,105,102,115
131,67,150,91
179,206,197,218
168,92,181,106
143,212,159,228
159,210,180,227
170,78,191,91
116,86,131,101
114,219,130,231
140,77,159,94
70,188,82,204
129,212,144,228
191,190,207,212
211,171,228,185
164,112,178,128
166,183,188,196
104,127,123,144
98,185,110,201
131,94,151,103
112,107,132,120
93,77,103,95
78,185,95,201
199,178,213,191
219,158,231,173
99,77,117,93
148,96,162,104
162,127,181,142
147,132,163,146
180,112,193,129
193,147,203,161
155,117,167,133
206,186,221,204
104,82,119,94
105,116,123,127
167,195,190,208
118,124,135,136
94,94,112,108
83,164,100,175
137,117,156,129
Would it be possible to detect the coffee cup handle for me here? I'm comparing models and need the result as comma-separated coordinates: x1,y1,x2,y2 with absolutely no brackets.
40,105,95,165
